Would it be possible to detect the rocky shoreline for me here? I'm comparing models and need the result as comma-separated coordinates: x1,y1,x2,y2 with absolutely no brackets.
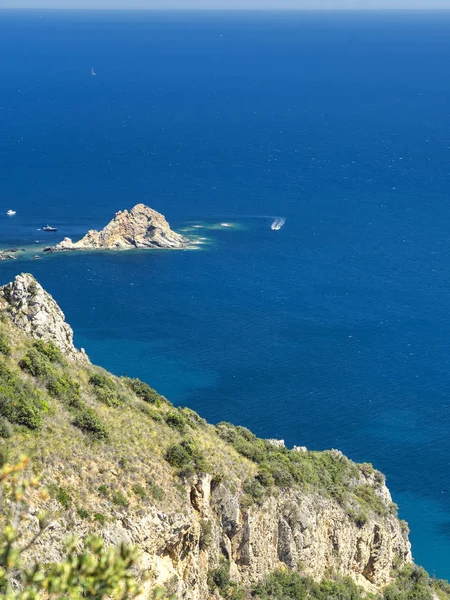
44,204,190,252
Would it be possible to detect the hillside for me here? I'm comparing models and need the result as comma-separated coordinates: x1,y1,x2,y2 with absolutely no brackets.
0,273,444,599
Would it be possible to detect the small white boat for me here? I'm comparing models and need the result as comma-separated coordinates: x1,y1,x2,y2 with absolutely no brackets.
271,217,286,231
43,225,58,232
6,210,16,216
91,67,97,76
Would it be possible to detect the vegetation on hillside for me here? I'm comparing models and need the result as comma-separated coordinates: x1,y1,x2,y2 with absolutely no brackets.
207,564,450,600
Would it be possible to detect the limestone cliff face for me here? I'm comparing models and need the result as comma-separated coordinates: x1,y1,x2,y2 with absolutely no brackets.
27,472,411,599
0,273,88,363
53,204,189,251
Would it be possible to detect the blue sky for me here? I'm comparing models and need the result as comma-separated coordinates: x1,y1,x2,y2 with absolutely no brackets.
2,0,450,8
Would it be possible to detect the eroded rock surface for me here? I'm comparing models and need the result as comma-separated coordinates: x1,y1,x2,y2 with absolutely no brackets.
0,273,88,362
53,204,189,251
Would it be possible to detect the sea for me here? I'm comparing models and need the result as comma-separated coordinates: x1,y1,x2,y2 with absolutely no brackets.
1,9,450,578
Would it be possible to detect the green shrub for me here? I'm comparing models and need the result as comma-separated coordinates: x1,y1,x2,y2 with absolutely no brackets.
123,377,163,405
139,404,163,421
49,485,71,508
98,485,109,497
47,372,81,406
0,362,47,429
73,406,108,440
165,439,209,477
382,565,435,600
252,570,365,600
19,348,52,378
199,519,212,550
354,484,389,516
243,477,265,504
256,465,275,488
94,512,106,525
0,333,11,357
89,373,123,408
165,411,186,433
77,508,90,519
20,347,82,409
208,560,245,600
207,560,231,592
33,339,64,364
0,418,12,439
112,491,129,508
133,484,147,500
149,482,165,501
181,407,207,428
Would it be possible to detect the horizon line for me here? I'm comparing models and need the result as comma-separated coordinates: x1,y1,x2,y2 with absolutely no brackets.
2,7,450,11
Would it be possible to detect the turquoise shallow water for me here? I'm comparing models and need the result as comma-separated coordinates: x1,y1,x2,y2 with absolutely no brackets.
2,10,450,576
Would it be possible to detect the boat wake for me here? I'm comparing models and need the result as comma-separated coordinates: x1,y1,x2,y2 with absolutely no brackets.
271,217,286,231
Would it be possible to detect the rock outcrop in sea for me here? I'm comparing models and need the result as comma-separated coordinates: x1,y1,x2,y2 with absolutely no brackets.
49,204,189,251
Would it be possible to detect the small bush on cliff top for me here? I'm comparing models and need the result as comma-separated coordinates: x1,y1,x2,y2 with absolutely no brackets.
165,411,187,433
216,422,374,510
123,377,164,405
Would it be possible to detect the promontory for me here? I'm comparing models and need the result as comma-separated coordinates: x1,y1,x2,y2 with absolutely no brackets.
47,203,189,251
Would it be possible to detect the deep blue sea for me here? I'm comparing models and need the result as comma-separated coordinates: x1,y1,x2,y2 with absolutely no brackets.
1,9,450,577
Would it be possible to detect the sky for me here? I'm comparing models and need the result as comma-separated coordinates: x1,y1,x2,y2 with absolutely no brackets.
2,0,450,8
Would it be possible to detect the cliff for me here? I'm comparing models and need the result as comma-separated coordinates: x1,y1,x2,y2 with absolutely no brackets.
0,274,413,599
50,204,189,251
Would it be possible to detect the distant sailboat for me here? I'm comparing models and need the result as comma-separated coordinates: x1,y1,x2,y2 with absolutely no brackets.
91,67,97,76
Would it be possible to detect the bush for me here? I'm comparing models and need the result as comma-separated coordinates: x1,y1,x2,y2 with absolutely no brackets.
0,362,47,429
19,348,52,379
98,485,109,498
89,373,123,408
133,484,147,500
148,482,165,501
354,484,389,516
112,491,129,508
181,407,207,428
0,418,12,439
243,477,265,504
139,404,163,421
382,565,435,600
47,372,81,406
165,411,187,433
77,508,90,519
73,406,109,440
49,485,71,508
123,377,163,405
33,339,64,364
199,519,212,550
94,512,106,525
0,333,11,357
252,570,365,600
165,439,209,477
208,560,245,600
